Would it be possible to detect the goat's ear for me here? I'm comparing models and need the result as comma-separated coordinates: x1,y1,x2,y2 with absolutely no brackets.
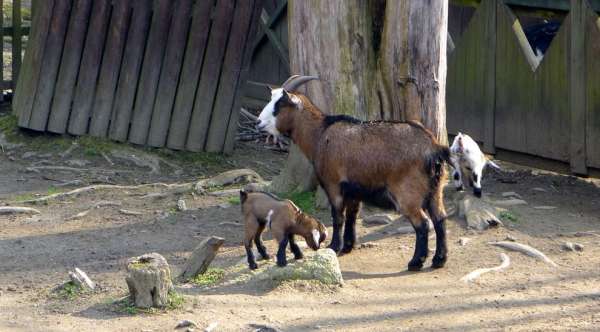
280,90,294,106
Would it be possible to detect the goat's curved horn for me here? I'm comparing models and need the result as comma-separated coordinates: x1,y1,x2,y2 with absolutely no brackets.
281,75,319,91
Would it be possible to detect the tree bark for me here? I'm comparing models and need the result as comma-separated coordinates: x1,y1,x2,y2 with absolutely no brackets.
273,0,448,193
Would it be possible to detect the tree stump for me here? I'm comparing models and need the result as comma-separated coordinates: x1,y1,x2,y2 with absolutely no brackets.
125,253,173,308
179,236,225,280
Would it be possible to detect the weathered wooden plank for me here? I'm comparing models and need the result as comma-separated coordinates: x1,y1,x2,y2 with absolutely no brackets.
14,0,55,124
569,0,587,174
47,0,93,134
128,0,174,145
530,15,569,161
68,0,111,135
166,0,214,150
88,0,132,138
205,0,257,152
109,1,152,142
185,0,235,152
28,0,72,131
482,0,497,154
494,2,531,154
0,0,5,102
224,0,265,153
586,9,600,168
11,0,22,87
147,0,194,147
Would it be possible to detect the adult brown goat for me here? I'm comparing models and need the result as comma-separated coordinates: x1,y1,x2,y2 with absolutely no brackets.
257,75,451,271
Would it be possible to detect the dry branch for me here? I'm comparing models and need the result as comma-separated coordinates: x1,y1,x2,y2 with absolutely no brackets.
461,253,511,282
489,241,558,267
0,206,42,215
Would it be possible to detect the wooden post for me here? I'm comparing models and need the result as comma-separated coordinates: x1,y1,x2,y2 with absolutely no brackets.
483,0,497,154
179,236,225,280
125,253,173,308
12,0,22,90
569,0,587,175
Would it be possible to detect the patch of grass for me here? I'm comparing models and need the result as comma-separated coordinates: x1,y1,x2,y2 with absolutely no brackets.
77,135,120,156
190,268,226,287
55,281,82,300
227,196,241,205
114,291,185,315
153,148,226,166
46,186,61,195
13,192,36,202
499,210,518,223
280,190,316,214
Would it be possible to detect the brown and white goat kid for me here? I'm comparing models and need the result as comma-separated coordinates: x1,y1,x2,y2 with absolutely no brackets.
240,190,327,269
450,132,500,198
257,75,452,271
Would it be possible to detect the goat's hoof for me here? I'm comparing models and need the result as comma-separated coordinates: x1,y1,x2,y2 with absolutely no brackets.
249,263,258,270
341,245,354,254
260,254,271,261
294,254,304,260
473,188,482,198
407,259,424,271
276,260,287,267
328,243,342,255
431,256,447,269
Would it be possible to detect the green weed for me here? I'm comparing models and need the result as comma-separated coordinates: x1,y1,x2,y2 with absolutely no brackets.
280,190,316,214
190,268,225,287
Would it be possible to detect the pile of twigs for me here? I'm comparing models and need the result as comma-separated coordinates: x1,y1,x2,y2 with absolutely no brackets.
236,108,290,152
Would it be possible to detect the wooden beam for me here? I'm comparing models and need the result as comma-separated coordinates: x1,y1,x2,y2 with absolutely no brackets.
569,0,587,174
483,0,497,154
257,8,289,68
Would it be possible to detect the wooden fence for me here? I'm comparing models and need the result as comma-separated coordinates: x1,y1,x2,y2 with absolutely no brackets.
0,0,30,98
13,0,262,153
447,0,600,175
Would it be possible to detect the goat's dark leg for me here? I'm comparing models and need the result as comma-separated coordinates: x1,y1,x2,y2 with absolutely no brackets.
288,234,304,260
276,235,290,267
341,199,361,254
254,223,270,260
426,193,448,268
244,217,259,270
327,204,344,254
407,211,431,271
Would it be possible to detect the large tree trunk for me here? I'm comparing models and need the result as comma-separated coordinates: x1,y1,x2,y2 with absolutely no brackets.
273,0,448,193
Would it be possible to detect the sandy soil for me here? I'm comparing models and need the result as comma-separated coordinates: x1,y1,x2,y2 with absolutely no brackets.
1,133,599,331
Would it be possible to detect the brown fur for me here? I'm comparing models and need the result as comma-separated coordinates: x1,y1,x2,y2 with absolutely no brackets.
240,190,327,269
274,91,450,270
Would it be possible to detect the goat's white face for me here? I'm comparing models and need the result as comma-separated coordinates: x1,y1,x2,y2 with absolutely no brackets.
257,88,284,137
450,132,494,197
257,88,301,137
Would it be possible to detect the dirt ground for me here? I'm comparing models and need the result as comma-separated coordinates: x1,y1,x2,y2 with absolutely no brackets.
1,116,600,331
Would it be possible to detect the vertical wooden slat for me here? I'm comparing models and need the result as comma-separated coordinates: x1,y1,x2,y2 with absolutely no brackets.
205,0,257,152
68,0,111,135
47,0,93,134
27,0,72,131
185,0,235,152
13,0,55,125
166,0,214,150
147,0,194,147
585,8,600,168
570,0,587,174
482,0,496,154
224,0,264,153
88,0,132,137
12,0,22,89
109,1,152,142
128,0,174,145
0,0,4,103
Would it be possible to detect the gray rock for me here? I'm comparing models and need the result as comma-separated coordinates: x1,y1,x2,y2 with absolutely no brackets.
459,197,504,230
505,235,518,242
22,151,37,159
68,267,95,290
564,242,585,252
255,249,343,285
175,319,198,329
359,242,379,249
177,199,187,211
66,159,90,167
494,199,528,207
458,237,471,246
195,169,263,193
502,192,522,199
574,243,584,252
532,187,547,193
362,214,394,226
248,323,282,332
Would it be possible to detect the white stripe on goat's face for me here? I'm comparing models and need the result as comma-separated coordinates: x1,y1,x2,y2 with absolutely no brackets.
257,88,284,137
312,229,321,249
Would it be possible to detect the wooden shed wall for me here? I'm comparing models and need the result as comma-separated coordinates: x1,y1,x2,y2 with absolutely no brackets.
13,0,263,153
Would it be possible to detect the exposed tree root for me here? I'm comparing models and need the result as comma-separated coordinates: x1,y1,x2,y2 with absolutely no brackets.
19,183,194,204
461,253,510,283
0,206,42,215
489,241,558,267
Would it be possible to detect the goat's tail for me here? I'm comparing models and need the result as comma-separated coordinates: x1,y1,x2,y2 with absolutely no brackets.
240,189,248,205
426,144,451,192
